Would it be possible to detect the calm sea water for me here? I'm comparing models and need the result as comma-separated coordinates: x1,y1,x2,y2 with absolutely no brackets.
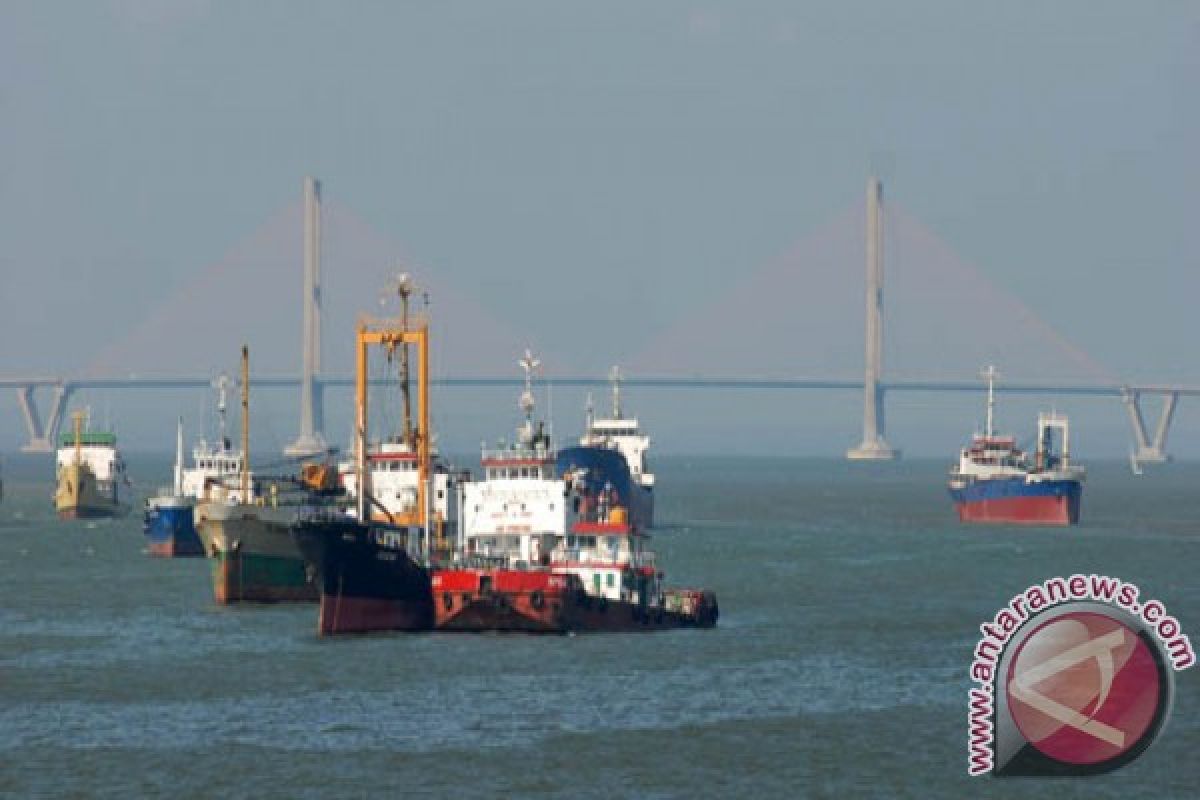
2,454,1198,799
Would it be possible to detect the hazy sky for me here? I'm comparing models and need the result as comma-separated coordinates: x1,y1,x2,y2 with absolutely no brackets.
1,1,1198,457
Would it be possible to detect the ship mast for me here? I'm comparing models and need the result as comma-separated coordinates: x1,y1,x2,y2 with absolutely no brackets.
982,365,997,439
72,409,84,465
174,416,184,496
356,293,432,541
609,365,623,419
216,374,230,449
396,273,414,448
518,349,540,444
240,345,250,500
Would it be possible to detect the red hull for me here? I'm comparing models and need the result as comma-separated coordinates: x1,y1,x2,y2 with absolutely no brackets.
956,495,1077,526
432,569,717,633
317,594,430,635
146,540,204,558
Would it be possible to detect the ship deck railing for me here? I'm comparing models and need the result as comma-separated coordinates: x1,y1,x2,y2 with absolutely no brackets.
551,548,656,568
480,447,555,463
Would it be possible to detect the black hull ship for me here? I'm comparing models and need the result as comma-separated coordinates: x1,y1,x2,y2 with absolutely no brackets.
292,516,433,635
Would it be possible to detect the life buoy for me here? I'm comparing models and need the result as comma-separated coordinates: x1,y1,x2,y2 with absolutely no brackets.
530,590,545,611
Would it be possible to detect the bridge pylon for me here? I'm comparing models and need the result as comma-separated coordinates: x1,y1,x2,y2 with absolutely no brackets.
848,176,899,461
285,176,329,458
1123,388,1177,465
16,384,71,453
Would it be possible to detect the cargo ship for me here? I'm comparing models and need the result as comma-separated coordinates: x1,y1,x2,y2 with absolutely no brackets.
559,366,654,529
432,352,717,633
194,347,319,603
291,277,443,635
55,410,130,519
144,379,253,557
947,366,1085,526
143,419,202,556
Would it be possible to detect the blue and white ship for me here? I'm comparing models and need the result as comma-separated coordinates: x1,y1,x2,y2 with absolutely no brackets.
556,366,655,531
947,366,1086,526
144,378,254,557
143,418,203,556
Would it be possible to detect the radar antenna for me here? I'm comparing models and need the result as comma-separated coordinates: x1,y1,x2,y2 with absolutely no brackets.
609,365,623,419
382,271,417,447
214,373,232,449
518,349,541,443
981,365,998,439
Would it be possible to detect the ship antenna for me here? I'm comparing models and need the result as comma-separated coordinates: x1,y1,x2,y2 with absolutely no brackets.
240,345,250,501
585,392,595,430
396,272,415,449
982,365,998,439
72,409,84,465
610,365,623,419
174,416,184,496
518,348,540,444
215,373,230,449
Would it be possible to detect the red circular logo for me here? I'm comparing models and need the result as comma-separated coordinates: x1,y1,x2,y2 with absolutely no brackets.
1006,611,1164,766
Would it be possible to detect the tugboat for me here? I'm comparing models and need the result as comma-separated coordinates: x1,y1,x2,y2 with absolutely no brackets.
432,352,717,633
558,366,655,529
291,276,439,635
55,410,130,519
948,366,1085,526
194,347,319,603
144,379,251,557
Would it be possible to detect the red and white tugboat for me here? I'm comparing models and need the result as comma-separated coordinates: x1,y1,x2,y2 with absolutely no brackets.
431,352,717,633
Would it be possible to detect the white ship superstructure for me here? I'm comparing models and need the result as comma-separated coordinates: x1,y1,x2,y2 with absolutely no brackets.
181,376,254,503
577,366,655,527
461,350,568,567
338,439,460,530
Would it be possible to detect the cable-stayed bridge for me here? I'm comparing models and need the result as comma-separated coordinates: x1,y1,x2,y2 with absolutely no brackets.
1,178,1187,464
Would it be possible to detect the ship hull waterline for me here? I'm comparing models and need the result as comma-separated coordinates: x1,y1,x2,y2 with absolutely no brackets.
433,570,718,634
949,478,1082,526
195,503,318,604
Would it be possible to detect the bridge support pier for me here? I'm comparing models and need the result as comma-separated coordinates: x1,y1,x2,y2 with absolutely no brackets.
1123,389,1176,465
17,384,71,453
848,176,898,460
